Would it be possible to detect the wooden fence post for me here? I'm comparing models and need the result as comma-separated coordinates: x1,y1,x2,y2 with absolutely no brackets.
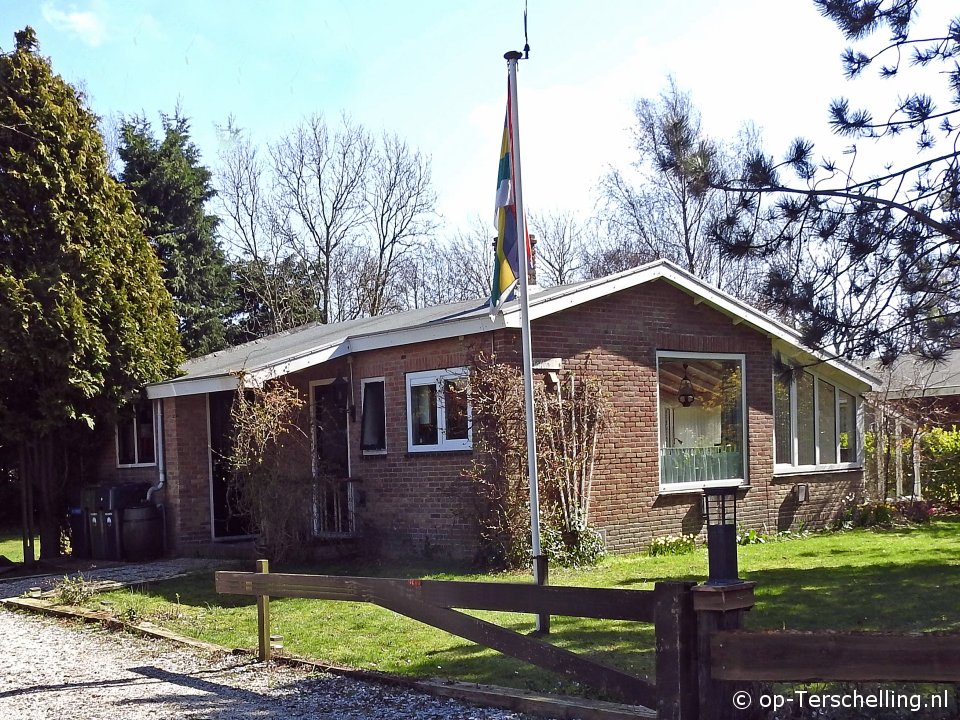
256,559,271,662
654,581,698,720
691,582,756,720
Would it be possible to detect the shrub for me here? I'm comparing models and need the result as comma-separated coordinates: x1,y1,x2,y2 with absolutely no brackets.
52,574,94,605
648,534,697,556
921,427,960,505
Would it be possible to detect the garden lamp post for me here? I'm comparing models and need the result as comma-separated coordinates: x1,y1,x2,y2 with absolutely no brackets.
702,486,740,584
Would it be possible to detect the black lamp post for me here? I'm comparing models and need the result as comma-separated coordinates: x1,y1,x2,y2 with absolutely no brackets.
702,486,740,584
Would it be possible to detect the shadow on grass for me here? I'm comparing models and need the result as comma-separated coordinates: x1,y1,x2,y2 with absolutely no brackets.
744,559,960,633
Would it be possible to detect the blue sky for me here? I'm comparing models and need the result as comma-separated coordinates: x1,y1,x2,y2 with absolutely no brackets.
2,1,956,235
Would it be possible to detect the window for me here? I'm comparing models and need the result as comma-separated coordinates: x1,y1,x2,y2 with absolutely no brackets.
406,368,471,452
117,398,156,466
774,367,860,470
360,378,386,453
657,353,746,489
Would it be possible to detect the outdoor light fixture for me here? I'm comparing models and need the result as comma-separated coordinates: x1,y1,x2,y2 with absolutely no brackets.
795,483,809,504
677,363,696,407
702,486,740,584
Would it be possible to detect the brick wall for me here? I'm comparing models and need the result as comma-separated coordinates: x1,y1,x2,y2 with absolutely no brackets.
161,394,214,554
149,277,863,560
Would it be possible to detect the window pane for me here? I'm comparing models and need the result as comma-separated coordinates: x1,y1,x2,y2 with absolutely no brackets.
136,401,155,464
658,357,744,484
410,383,438,445
117,406,136,465
361,381,386,451
839,390,857,463
797,372,816,465
774,372,792,464
444,379,469,440
818,380,837,464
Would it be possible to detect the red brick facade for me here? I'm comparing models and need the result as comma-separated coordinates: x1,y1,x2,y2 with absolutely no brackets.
98,278,865,558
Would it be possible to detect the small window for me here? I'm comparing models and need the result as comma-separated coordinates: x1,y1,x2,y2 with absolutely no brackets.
117,398,156,466
406,368,471,452
360,378,386,453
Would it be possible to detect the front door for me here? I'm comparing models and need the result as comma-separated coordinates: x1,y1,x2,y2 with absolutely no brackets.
313,381,352,535
209,390,251,539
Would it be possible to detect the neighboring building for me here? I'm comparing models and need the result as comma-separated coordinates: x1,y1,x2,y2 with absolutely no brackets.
97,260,876,559
860,352,960,499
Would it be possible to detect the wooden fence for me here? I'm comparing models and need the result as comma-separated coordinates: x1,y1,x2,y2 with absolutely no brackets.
217,565,960,720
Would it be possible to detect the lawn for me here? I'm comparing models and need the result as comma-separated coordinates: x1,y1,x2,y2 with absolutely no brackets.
89,518,960,697
0,530,38,564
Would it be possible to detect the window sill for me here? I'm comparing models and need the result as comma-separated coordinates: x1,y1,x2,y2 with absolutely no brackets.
116,462,158,469
659,480,748,496
361,449,388,457
773,464,862,477
407,444,472,454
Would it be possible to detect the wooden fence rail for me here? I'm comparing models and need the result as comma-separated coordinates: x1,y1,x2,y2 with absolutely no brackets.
711,629,960,682
215,566,701,715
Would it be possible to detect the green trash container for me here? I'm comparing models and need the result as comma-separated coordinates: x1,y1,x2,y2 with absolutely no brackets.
120,504,164,561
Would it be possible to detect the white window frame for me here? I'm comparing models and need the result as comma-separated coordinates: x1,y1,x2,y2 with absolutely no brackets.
360,377,387,455
773,368,863,474
656,351,748,493
116,398,158,468
405,367,472,453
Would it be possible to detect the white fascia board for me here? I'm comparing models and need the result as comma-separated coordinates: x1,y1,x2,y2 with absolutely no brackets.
883,385,960,400
146,374,239,399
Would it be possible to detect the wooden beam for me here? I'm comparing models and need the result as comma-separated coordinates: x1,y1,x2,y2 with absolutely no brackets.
711,630,960,682
373,584,657,709
215,572,658,621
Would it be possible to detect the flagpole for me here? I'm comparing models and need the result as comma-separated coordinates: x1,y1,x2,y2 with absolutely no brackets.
505,50,549,634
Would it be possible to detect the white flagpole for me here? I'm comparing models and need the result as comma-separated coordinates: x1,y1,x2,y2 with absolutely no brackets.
505,50,549,633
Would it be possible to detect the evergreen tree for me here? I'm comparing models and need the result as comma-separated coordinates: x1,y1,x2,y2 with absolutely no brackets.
119,113,234,357
695,1,960,360
0,28,183,558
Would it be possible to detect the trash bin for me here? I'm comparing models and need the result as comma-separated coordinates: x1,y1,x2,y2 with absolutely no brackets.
121,504,164,561
67,506,90,559
88,509,121,560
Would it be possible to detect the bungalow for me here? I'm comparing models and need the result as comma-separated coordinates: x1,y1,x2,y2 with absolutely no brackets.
98,260,876,559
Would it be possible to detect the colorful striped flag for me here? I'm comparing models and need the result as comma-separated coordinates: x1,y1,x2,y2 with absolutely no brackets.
490,77,530,314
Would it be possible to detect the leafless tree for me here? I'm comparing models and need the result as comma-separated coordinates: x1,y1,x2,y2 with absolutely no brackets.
528,211,592,286
270,114,371,323
216,130,320,338
362,133,438,315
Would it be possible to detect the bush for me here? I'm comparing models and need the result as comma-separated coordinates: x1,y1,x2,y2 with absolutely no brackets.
541,523,606,568
648,534,697,556
836,498,933,528
737,527,767,545
921,427,960,505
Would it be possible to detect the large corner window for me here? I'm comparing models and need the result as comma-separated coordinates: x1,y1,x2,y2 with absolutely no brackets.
658,353,746,489
406,368,471,452
774,366,860,471
360,378,386,453
117,398,156,467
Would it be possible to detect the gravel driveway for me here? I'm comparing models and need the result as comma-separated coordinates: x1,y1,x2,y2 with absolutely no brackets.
0,609,539,720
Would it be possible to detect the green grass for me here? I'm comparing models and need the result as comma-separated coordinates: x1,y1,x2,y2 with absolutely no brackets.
0,530,38,564
90,518,960,697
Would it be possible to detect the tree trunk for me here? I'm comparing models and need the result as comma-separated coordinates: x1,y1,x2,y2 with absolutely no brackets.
20,436,67,560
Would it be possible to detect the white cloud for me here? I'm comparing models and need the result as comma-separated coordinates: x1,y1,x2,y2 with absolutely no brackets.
41,2,106,47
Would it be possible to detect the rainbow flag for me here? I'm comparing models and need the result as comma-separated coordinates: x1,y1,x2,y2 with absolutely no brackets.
490,77,529,313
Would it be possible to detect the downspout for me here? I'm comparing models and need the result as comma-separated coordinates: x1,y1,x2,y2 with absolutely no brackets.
146,399,166,503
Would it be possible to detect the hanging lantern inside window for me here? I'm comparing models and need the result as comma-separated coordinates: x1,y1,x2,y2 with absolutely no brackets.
677,363,696,407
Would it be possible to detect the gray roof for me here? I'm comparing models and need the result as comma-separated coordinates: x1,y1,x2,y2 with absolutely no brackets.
147,260,876,398
862,351,960,398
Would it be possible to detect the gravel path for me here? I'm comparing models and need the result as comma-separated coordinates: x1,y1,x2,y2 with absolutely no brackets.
0,610,540,720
